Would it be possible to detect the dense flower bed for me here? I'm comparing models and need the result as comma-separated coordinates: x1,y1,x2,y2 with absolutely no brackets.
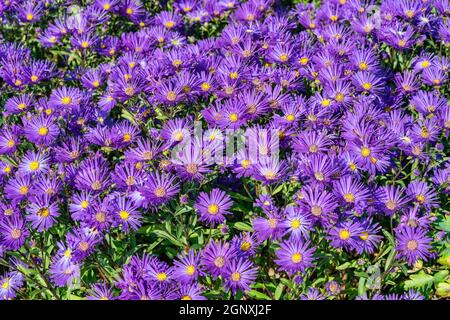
0,0,449,300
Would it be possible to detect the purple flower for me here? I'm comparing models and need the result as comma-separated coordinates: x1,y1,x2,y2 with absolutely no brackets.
194,188,233,226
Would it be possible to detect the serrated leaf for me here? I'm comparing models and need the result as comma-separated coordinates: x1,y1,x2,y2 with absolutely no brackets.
404,271,434,290
436,282,450,297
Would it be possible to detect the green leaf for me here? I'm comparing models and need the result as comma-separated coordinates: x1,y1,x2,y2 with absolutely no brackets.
436,282,450,298
358,277,366,297
384,247,396,272
437,216,450,232
433,270,449,284
233,222,253,232
404,271,434,290
247,290,271,300
336,262,351,270
274,283,284,300
152,230,184,247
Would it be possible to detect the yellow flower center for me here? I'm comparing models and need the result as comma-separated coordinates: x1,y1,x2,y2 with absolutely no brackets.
335,92,344,102
103,3,111,10
420,60,430,68
31,75,38,82
61,96,72,105
279,53,289,62
299,57,309,65
359,62,368,70
416,194,425,204
339,229,350,240
207,204,219,215
165,21,175,28
26,13,33,21
360,231,369,241
241,241,251,251
38,207,50,217
119,210,129,220
166,91,177,101
38,126,49,136
126,8,133,15
19,185,29,195
229,113,239,122
362,82,372,90
7,139,15,148
29,161,40,171
201,82,211,91
186,265,195,276
173,131,184,141
81,200,89,209
291,252,303,263
361,147,371,157
285,114,295,122
229,71,238,79
81,41,89,48
125,86,135,96
231,272,241,281
156,273,167,281
154,187,167,198
344,193,355,203
291,219,301,229
241,159,250,169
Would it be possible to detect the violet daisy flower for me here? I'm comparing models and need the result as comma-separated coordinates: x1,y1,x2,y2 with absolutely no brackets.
26,195,60,231
223,258,258,294
194,188,233,226
395,227,433,266
0,215,30,250
201,240,236,278
275,239,316,274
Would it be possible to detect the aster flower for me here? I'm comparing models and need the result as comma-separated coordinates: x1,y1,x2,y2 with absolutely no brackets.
113,196,142,232
328,219,364,252
173,250,203,284
299,287,326,300
223,258,258,294
395,227,433,266
201,240,236,278
0,272,24,300
87,283,116,300
18,151,50,176
376,185,409,216
177,283,207,300
0,215,30,250
140,171,179,207
23,115,59,146
281,206,312,240
194,188,233,226
275,239,316,274
26,194,60,231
